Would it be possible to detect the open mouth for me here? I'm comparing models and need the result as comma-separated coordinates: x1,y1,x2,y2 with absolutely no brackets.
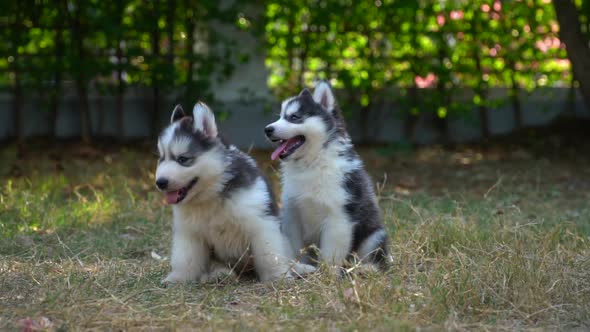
271,136,306,160
164,178,198,204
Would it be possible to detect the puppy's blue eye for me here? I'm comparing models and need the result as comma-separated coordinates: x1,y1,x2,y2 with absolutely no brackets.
289,114,301,121
177,156,191,165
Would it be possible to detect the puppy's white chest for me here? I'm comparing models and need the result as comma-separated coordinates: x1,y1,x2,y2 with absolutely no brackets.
175,203,250,262
295,198,329,244
284,161,349,244
287,164,345,205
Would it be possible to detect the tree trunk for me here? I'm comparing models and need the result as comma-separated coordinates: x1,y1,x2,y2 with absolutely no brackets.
358,103,371,144
471,21,490,140
473,50,490,141
435,82,450,144
11,2,23,149
152,83,160,137
404,12,422,145
50,23,64,138
358,34,379,144
167,0,176,64
74,0,91,143
509,66,523,129
287,14,295,93
116,0,125,137
500,2,523,129
12,66,23,147
298,33,308,91
566,70,577,117
97,96,105,136
77,81,91,143
166,0,176,108
553,0,590,111
150,1,161,136
403,85,420,143
436,43,450,143
116,46,125,137
184,2,195,105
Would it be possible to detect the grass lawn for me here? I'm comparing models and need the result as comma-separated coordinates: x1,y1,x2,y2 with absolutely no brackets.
1,141,589,331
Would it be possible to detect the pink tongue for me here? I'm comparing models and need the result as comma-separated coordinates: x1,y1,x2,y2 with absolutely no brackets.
165,190,181,204
271,141,289,161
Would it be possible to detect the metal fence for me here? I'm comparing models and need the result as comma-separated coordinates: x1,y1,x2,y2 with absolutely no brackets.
1,87,586,148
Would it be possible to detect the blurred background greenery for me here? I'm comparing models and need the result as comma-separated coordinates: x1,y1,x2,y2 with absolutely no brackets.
0,0,588,145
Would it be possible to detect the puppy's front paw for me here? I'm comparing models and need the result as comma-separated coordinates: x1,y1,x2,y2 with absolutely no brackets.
160,271,196,285
290,262,317,277
258,266,291,282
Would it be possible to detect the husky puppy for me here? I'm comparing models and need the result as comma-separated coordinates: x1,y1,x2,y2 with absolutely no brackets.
156,102,309,283
264,81,389,270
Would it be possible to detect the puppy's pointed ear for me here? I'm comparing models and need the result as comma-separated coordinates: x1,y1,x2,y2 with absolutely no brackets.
312,81,336,111
170,104,185,123
299,88,313,99
192,101,218,137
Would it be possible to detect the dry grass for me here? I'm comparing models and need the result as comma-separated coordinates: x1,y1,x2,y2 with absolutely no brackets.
1,142,589,331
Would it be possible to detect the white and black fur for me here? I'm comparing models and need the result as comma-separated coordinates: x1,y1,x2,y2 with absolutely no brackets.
264,81,389,270
156,102,313,283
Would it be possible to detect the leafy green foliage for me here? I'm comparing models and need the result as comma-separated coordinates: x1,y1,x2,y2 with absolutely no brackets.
265,0,571,120
0,0,257,109
0,0,582,139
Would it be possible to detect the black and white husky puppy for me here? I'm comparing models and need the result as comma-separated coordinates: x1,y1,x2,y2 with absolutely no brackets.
264,81,389,270
155,102,312,283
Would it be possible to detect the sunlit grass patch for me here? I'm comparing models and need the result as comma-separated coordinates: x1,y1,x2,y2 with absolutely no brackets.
1,172,123,238
388,205,589,327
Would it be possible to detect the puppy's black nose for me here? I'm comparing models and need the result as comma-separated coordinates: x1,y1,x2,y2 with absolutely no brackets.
155,178,168,190
264,126,275,137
